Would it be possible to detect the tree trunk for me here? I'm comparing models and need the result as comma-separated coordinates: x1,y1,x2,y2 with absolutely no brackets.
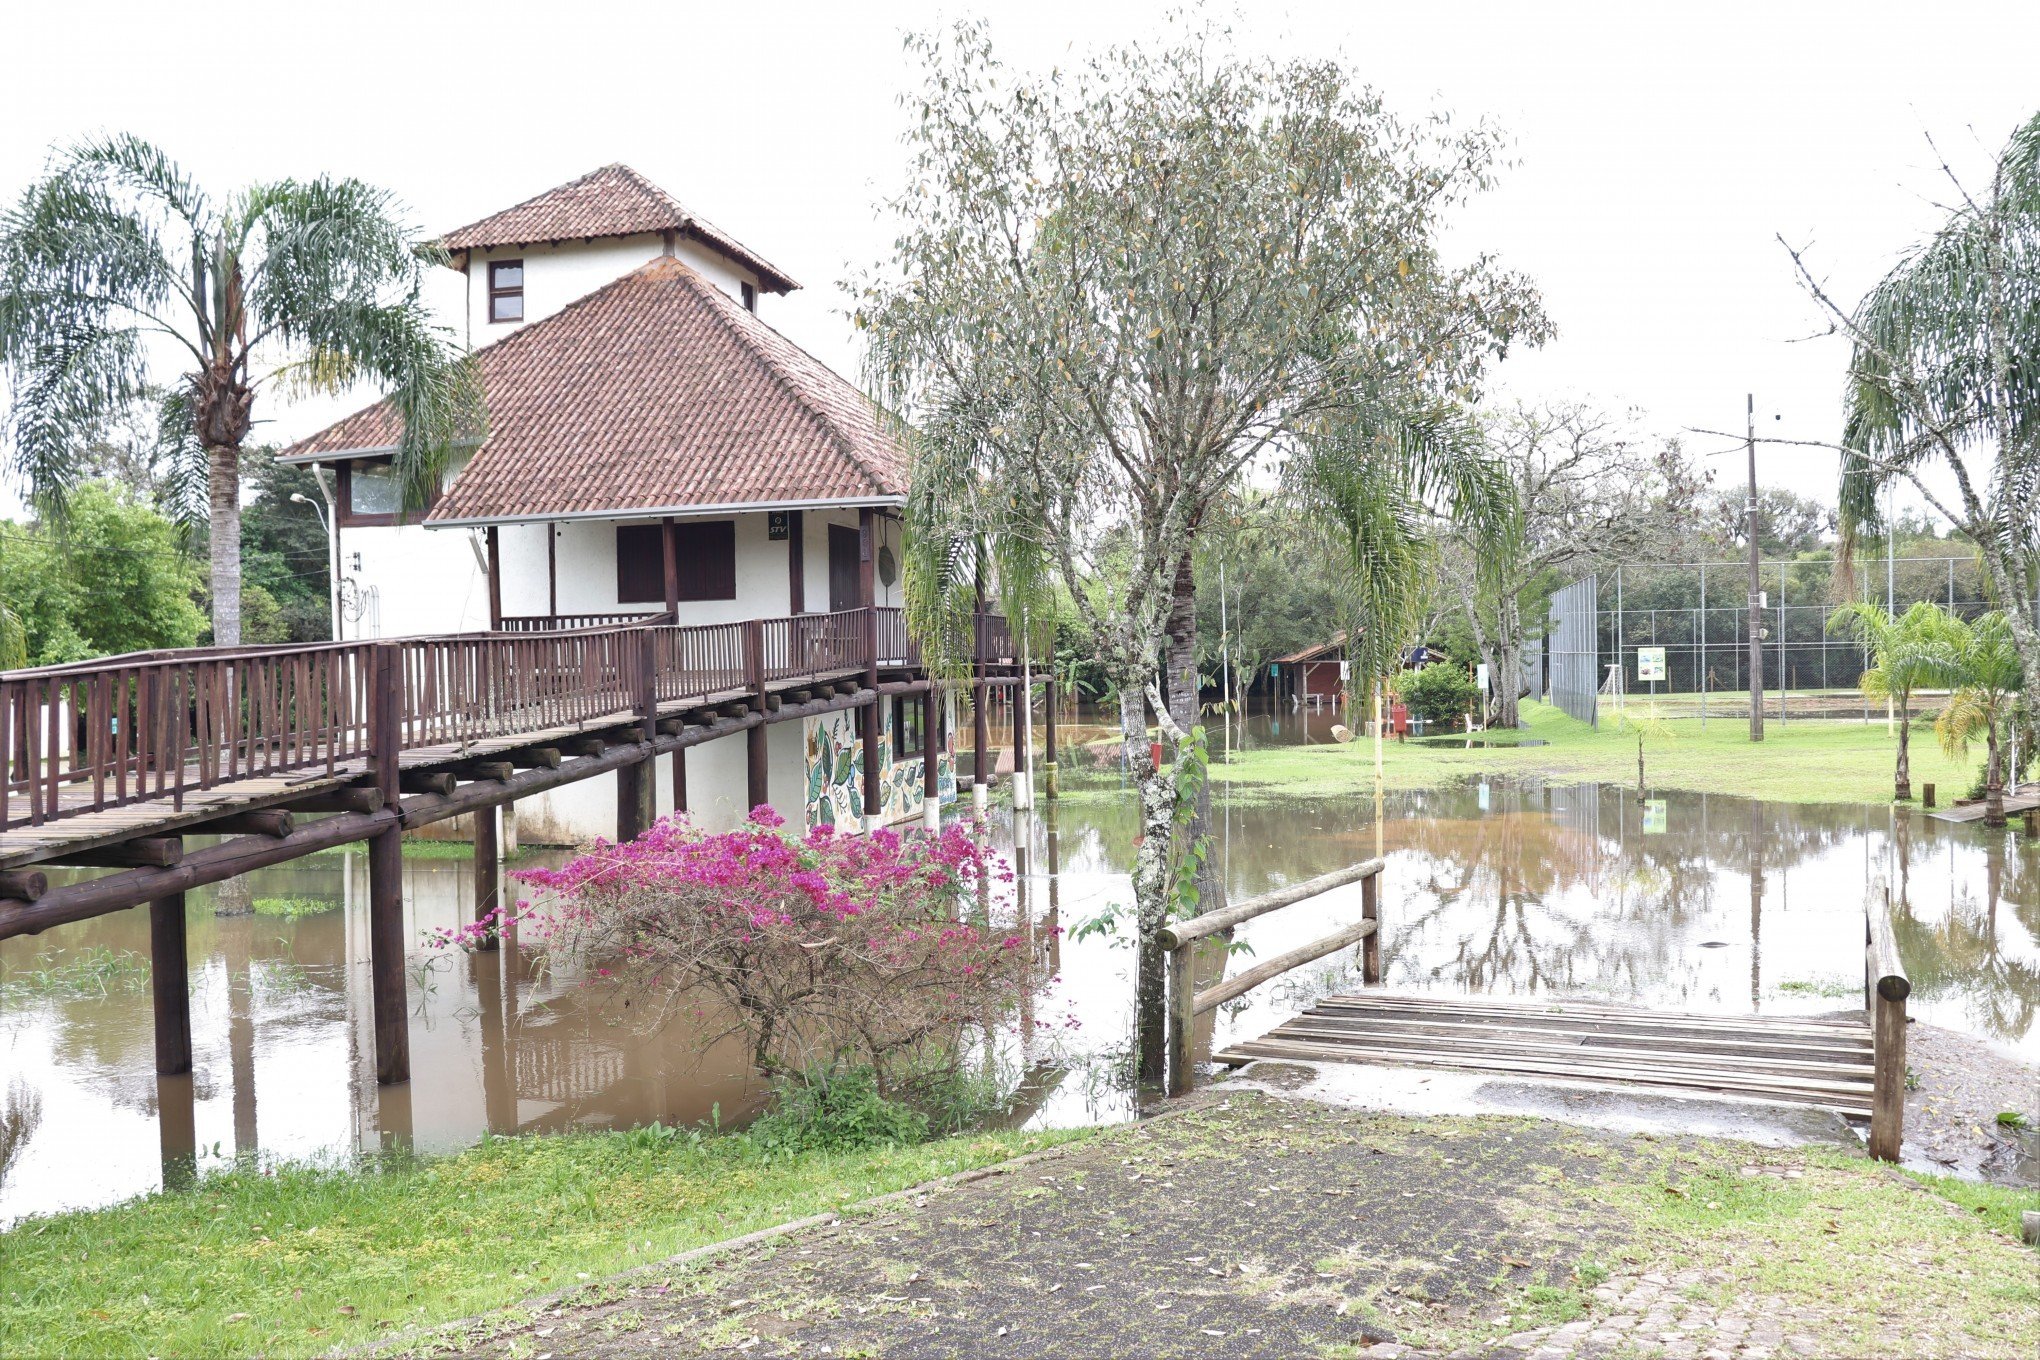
1118,680,1170,1082
1985,721,2005,828
1894,702,1912,803
208,443,242,647
1162,551,1228,1074
1493,594,1522,729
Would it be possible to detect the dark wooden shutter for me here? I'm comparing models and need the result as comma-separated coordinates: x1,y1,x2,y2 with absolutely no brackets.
616,524,664,603
827,524,860,612
672,520,737,601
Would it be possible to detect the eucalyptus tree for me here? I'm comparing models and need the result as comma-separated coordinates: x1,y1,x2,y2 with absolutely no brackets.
1933,611,2025,827
860,21,1542,1076
1785,111,2040,757
0,134,480,645
1826,600,1961,802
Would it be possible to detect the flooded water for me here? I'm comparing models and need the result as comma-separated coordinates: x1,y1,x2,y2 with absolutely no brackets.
2,721,2034,1223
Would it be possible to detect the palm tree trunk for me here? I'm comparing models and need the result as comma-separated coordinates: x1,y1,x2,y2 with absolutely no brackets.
1894,701,1911,803
1985,721,2005,827
208,443,242,647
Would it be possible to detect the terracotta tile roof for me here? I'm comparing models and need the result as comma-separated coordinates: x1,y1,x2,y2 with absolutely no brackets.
282,257,906,523
439,164,798,294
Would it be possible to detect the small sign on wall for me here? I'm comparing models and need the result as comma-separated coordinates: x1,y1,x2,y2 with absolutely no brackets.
767,511,791,541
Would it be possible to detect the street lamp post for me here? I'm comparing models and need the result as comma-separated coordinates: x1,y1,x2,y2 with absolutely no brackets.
290,491,340,642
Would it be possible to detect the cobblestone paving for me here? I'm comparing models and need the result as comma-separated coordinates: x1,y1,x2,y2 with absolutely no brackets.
381,1092,2037,1360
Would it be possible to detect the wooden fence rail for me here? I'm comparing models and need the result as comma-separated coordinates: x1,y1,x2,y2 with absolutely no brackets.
1866,891,1911,1162
0,608,1015,831
1162,858,1384,1097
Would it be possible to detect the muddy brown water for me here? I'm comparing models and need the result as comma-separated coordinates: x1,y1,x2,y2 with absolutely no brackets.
1,732,2034,1224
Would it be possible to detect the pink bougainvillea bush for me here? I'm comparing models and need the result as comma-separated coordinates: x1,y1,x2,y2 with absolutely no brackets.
506,808,1038,1090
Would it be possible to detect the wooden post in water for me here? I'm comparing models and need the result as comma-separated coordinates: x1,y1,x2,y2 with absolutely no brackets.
671,747,688,813
1922,782,1936,809
368,641,410,1085
472,802,500,951
148,847,191,1074
616,632,656,842
1867,895,1910,1162
1361,867,1381,985
1043,674,1060,800
1167,941,1195,1099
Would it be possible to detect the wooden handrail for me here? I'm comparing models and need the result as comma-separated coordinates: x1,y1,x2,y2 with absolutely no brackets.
1167,858,1384,1096
1866,892,1909,1162
1161,859,1383,950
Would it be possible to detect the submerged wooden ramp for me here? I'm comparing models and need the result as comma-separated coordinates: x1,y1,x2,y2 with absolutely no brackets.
1216,992,1876,1118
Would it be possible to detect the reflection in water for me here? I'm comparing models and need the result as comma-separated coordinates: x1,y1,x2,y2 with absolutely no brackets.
0,771,2034,1222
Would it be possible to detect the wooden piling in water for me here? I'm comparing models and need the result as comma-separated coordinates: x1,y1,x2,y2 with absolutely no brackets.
148,863,191,1075
368,642,410,1086
473,802,500,951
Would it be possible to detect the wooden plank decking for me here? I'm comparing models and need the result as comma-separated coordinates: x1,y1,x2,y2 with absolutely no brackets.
1928,790,2039,824
1216,991,1876,1117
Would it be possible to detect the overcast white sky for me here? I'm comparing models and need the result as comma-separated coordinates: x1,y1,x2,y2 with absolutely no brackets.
4,0,2036,517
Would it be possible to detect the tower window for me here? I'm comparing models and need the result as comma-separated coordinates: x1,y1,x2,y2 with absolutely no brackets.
488,260,524,323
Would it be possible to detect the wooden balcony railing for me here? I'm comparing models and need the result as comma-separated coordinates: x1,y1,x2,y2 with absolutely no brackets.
498,612,669,632
0,608,1013,831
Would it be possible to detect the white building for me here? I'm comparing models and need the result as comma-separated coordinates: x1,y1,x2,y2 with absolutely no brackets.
283,166,955,843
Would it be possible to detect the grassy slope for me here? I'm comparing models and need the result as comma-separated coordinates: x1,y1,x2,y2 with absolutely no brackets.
1198,700,1982,806
0,1126,1089,1360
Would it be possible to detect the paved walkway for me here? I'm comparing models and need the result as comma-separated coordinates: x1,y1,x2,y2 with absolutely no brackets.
387,1089,2038,1359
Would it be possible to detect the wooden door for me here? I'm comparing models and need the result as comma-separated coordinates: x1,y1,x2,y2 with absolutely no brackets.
827,524,860,612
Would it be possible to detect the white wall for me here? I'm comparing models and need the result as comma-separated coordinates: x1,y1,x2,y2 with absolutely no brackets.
511,720,807,845
461,234,760,344
332,520,493,639
496,511,901,624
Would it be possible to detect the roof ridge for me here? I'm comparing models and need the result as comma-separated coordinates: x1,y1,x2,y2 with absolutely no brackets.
656,261,894,497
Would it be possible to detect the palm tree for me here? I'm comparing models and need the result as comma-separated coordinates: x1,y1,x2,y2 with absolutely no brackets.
1827,599,1961,802
1933,611,2025,827
1810,111,2040,762
0,134,479,645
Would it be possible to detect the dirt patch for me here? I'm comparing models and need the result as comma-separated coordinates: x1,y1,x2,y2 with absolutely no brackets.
379,1093,2040,1360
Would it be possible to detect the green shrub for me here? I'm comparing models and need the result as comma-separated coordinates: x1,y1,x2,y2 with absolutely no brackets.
251,897,337,920
1395,662,1480,725
750,1066,930,1153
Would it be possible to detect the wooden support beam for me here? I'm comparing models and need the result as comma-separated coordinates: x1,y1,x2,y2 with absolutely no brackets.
205,809,294,838
473,801,500,952
54,837,183,868
655,716,685,736
510,747,562,769
671,746,688,813
1044,676,1060,800
787,508,805,615
149,857,191,1076
368,641,409,1086
617,758,652,842
451,760,516,783
747,725,769,811
1168,940,1196,1098
661,516,680,619
400,770,457,796
560,735,610,758
0,870,47,901
287,786,384,814
486,525,503,631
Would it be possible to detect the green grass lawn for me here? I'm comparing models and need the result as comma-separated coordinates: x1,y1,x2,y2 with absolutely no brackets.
0,1125,1090,1360
1196,700,1985,806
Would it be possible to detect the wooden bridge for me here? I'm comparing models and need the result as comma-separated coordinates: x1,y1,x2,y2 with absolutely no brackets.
1166,864,1914,1162
0,606,1027,1087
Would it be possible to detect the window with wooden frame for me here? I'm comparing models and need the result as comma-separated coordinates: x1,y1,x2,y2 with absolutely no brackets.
488,259,524,323
740,280,757,313
616,520,737,604
892,693,938,755
336,458,404,527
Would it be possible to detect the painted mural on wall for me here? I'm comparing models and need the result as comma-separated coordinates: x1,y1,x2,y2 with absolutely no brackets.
803,699,957,829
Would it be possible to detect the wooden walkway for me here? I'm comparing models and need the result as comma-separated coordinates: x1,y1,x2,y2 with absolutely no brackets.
1216,991,1877,1117
1929,790,2039,824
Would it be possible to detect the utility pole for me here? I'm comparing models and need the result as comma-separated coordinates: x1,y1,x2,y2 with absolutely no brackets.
1746,394,1765,742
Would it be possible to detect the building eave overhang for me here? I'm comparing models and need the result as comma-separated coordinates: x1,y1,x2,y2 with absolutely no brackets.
423,494,906,530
